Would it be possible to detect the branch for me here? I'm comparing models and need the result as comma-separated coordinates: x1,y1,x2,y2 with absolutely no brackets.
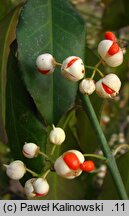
79,93,128,200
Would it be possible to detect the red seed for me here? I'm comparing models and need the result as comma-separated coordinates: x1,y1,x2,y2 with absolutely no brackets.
108,43,120,55
102,82,115,95
104,31,116,42
37,68,50,74
35,193,45,197
66,58,79,68
80,160,95,172
63,152,80,170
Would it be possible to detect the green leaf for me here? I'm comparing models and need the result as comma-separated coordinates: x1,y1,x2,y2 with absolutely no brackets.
44,172,87,200
6,43,47,176
16,0,86,125
0,5,22,143
6,0,93,199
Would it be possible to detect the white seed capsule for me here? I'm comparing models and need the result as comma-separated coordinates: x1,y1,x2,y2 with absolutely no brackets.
61,56,85,82
54,150,85,179
4,160,26,180
49,125,65,145
96,73,121,99
22,143,39,158
24,178,35,198
24,178,49,198
36,53,55,75
104,50,123,67
98,40,123,67
79,78,95,95
98,40,113,58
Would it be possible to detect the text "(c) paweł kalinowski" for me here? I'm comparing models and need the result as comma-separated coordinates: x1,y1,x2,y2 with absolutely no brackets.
20,202,104,212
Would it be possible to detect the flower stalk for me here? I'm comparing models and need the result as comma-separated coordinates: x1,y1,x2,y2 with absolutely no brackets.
83,153,106,161
26,168,39,177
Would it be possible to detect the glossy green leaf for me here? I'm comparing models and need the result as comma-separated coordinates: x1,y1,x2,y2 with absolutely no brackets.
0,5,22,143
6,0,89,198
16,0,86,125
6,44,47,176
6,44,89,199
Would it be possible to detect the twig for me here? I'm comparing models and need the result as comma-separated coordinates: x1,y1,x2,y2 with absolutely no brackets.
79,93,128,200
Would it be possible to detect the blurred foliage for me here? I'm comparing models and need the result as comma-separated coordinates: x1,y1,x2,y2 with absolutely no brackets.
98,152,129,199
0,0,129,199
101,0,129,31
0,4,22,146
0,0,22,21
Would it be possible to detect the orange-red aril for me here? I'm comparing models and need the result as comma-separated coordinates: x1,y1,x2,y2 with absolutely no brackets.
80,160,95,172
63,152,80,170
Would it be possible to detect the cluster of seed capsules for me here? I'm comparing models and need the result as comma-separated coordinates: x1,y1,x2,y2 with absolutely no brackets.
4,125,95,198
4,32,124,198
36,31,123,99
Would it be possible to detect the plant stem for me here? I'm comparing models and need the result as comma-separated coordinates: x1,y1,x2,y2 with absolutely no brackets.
91,69,96,79
85,65,104,78
26,168,39,177
38,151,53,163
85,59,104,79
95,59,103,68
42,169,51,179
113,144,129,156
54,61,62,66
50,144,57,155
79,94,128,200
61,110,75,130
83,153,106,161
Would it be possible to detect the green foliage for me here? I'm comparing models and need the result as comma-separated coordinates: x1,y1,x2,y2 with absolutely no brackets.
1,0,129,200
16,0,86,125
98,152,129,199
6,43,47,176
44,113,88,199
5,0,91,199
0,0,23,21
0,5,22,143
102,0,129,30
